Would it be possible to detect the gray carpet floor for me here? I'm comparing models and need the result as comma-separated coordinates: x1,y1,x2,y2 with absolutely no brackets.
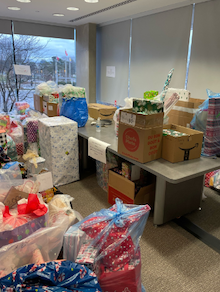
59,173,220,292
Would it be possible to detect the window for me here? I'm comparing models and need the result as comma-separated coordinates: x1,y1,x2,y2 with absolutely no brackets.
0,27,76,112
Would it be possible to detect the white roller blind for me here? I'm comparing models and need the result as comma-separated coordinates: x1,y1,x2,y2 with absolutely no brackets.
13,21,74,40
187,0,220,100
130,6,192,98
0,19,11,34
97,20,130,106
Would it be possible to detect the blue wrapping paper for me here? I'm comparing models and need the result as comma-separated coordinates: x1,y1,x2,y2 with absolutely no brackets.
0,260,101,292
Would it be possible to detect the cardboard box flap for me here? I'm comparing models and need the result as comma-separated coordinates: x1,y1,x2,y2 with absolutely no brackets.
120,109,163,128
164,124,203,136
135,184,155,206
108,170,135,200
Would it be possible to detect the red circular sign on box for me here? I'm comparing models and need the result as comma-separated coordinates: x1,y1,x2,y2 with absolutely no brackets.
123,128,140,152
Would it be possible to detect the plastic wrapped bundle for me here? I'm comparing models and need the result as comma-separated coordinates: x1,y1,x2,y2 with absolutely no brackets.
64,198,151,292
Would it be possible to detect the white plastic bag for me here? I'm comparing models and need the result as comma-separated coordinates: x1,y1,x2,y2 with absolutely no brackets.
48,195,83,228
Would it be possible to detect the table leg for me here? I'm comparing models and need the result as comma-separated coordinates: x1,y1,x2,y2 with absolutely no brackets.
153,175,204,225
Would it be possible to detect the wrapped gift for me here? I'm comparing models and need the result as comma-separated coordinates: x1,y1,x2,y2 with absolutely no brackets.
165,88,190,102
143,90,159,99
6,135,17,161
133,99,163,115
0,260,101,292
0,130,7,154
64,198,151,292
38,116,79,186
63,228,87,262
0,115,10,132
27,119,38,143
204,98,220,156
0,193,48,248
96,150,119,192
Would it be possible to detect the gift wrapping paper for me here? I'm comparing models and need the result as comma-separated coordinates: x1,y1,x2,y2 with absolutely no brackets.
163,129,188,137
133,99,163,115
165,88,190,102
96,150,119,192
143,90,159,99
0,131,7,154
39,116,79,186
27,120,38,143
63,229,87,262
204,98,220,156
122,162,132,180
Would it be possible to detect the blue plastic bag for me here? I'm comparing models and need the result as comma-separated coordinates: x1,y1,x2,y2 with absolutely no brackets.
190,89,220,133
60,97,88,127
0,260,101,292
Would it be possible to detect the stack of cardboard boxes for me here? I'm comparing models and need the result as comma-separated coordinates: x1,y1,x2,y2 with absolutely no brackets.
34,94,59,117
108,98,204,207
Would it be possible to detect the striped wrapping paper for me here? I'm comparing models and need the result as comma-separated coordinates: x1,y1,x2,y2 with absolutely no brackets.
204,97,220,156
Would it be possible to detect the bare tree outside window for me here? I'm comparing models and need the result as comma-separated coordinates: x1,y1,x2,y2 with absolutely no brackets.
0,34,76,113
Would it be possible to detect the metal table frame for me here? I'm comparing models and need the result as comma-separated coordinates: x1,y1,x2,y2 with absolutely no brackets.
78,123,220,225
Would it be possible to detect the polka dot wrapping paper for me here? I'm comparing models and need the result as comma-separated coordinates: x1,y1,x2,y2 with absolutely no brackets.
64,198,151,292
0,194,48,248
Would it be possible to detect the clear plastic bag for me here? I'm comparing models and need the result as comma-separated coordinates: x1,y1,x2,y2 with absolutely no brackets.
48,194,83,228
35,81,59,97
0,193,49,248
191,89,220,156
0,212,70,277
63,198,151,292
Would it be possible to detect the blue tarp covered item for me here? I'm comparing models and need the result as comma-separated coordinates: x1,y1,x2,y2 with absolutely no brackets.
0,260,102,292
60,97,88,127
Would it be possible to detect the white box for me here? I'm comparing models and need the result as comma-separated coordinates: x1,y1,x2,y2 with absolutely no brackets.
38,116,79,186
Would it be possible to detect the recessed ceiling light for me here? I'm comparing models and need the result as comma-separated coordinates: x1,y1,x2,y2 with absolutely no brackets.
8,6,21,10
84,0,99,3
67,7,79,11
53,13,64,17
17,0,31,3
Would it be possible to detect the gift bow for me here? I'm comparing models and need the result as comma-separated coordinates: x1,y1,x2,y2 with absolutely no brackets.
3,193,47,218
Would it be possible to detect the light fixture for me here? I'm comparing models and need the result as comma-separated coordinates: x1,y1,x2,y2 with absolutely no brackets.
17,0,31,3
53,13,64,17
67,7,79,11
8,6,21,10
84,0,99,3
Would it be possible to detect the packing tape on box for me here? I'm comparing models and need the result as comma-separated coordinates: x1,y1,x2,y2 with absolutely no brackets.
171,106,198,114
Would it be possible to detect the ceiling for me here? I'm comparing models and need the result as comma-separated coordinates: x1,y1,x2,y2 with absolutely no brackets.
0,0,210,27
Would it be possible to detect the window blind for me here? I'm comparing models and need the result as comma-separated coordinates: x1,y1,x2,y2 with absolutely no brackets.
130,6,192,98
97,20,130,106
187,0,220,100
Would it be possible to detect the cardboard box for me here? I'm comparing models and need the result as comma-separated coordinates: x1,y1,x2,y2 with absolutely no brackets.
120,109,164,128
34,94,43,113
88,103,117,120
118,110,163,163
167,98,204,127
162,124,203,163
108,169,155,207
42,100,59,117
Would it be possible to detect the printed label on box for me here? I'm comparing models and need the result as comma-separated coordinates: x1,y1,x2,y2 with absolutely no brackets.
48,105,53,111
148,133,161,156
121,112,136,127
123,128,140,152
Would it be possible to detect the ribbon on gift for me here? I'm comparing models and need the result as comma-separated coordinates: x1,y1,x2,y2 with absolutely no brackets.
17,193,47,217
3,193,47,219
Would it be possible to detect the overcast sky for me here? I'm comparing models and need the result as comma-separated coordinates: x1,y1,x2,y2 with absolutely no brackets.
38,36,76,60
